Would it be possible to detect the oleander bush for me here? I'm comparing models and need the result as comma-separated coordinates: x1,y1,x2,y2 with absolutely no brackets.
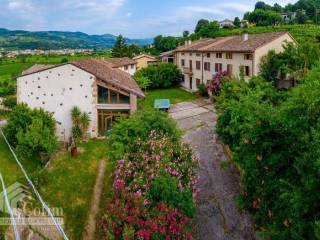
99,109,198,239
215,69,320,239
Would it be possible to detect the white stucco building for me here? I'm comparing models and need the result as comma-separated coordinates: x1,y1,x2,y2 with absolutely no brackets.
105,57,137,75
174,32,296,91
17,58,144,142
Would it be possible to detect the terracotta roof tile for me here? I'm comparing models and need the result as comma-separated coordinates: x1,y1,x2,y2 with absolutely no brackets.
22,64,55,75
105,57,136,67
175,32,290,53
20,59,144,97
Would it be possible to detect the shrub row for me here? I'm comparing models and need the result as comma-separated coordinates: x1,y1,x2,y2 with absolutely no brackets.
216,72,320,239
99,108,198,239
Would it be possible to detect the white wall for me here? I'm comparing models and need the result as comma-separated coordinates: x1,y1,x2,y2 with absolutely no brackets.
176,52,253,91
118,64,136,75
254,33,295,75
17,64,97,141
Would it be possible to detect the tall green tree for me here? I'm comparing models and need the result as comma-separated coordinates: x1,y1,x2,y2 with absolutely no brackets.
112,35,128,57
233,17,241,27
194,19,210,33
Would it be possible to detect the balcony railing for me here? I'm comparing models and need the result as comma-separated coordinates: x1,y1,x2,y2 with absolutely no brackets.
183,67,193,75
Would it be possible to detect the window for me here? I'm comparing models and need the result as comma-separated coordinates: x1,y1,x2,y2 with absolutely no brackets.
196,61,201,70
124,65,128,70
182,53,185,56
189,53,192,56
245,66,250,76
196,78,201,87
227,64,233,75
207,53,211,58
215,63,222,72
98,85,129,104
226,53,233,59
130,64,135,69
216,52,222,58
244,54,253,60
181,59,185,66
189,60,193,69
196,53,201,57
204,62,211,71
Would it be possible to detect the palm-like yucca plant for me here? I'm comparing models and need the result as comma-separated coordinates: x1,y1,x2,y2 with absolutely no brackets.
71,106,81,126
80,112,90,140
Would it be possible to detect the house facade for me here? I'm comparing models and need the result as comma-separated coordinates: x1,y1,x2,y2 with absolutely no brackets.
105,57,137,75
219,19,235,28
174,32,296,91
17,58,144,141
133,54,157,70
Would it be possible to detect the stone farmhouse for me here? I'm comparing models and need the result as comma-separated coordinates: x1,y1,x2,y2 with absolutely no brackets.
17,58,144,141
174,32,296,91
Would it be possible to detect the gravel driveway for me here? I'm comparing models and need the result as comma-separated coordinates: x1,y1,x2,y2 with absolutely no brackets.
169,100,256,240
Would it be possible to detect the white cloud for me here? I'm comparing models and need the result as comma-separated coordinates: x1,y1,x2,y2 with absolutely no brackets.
8,0,34,12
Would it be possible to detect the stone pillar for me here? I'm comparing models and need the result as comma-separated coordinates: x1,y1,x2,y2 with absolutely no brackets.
130,93,137,115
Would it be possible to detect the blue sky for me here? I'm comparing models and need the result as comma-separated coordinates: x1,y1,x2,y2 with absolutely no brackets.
1,0,295,38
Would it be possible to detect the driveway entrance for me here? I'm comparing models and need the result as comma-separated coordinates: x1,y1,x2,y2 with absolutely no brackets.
169,99,256,240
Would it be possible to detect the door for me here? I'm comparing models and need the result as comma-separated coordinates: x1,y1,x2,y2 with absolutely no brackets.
189,77,193,90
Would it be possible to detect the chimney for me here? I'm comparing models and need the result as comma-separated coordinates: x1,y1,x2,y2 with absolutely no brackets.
242,32,249,41
185,40,192,46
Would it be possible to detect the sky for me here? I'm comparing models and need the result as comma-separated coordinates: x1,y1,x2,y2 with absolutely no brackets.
1,0,296,38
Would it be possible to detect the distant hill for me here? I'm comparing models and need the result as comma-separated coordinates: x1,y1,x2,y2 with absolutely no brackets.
0,28,153,50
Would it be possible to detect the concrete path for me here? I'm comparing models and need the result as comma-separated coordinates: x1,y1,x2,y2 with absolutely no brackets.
169,100,256,240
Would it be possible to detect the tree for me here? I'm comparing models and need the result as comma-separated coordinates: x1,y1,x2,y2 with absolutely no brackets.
134,75,151,92
233,17,241,27
153,35,180,52
255,1,272,10
134,63,182,89
183,30,190,38
197,21,220,38
295,9,308,24
246,9,281,26
80,112,90,140
4,104,58,163
112,35,128,57
194,19,210,33
273,3,283,12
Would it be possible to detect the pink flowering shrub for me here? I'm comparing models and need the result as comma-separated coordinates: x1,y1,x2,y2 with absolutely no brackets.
206,71,229,95
99,131,198,239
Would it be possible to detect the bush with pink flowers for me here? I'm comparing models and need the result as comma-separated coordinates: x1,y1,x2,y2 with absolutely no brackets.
99,127,198,239
206,71,229,95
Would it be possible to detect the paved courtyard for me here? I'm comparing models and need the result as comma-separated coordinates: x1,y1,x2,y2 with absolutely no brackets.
169,100,256,240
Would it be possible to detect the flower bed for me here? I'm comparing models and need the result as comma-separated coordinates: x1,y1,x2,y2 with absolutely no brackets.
99,131,198,239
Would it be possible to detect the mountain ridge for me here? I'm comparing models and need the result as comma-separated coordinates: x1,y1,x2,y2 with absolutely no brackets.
0,28,153,50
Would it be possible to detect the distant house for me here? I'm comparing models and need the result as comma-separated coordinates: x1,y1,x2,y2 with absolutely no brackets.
281,10,306,22
133,54,157,70
160,50,175,63
105,57,137,75
219,19,235,28
174,32,296,91
17,58,144,141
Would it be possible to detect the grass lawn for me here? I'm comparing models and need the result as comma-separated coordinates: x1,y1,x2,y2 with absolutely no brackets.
38,139,111,240
0,136,111,240
140,87,197,108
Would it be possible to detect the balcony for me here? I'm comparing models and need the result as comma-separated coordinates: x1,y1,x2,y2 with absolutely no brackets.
182,67,193,75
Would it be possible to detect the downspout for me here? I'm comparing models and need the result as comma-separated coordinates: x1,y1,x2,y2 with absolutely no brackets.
201,52,204,84
252,51,255,77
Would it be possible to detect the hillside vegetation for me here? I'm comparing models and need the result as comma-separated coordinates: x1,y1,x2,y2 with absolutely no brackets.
0,28,152,50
